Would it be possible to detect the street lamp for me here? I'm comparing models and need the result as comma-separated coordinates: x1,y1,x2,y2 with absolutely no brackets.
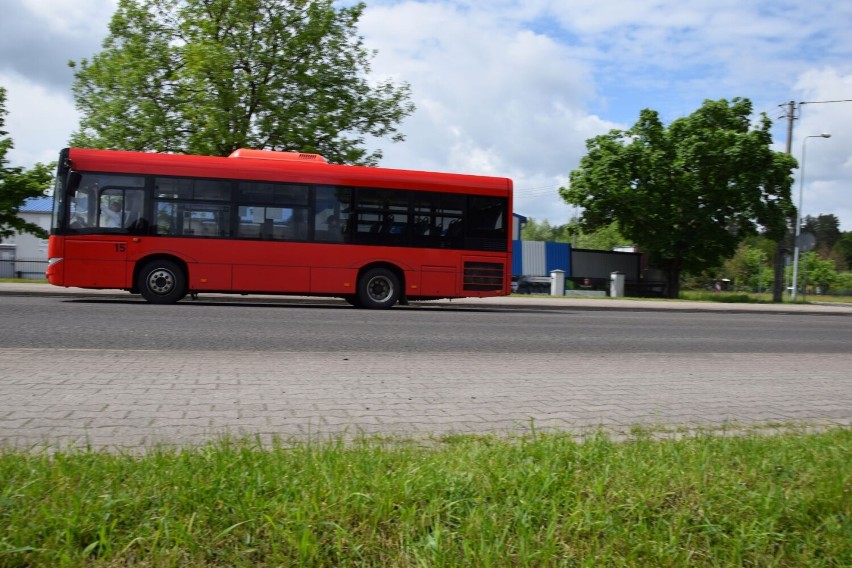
791,133,831,301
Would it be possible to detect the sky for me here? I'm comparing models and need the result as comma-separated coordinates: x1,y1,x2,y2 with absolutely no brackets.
2,0,852,230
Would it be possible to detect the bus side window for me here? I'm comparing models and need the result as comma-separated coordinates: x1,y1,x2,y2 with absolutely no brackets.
156,202,178,235
313,185,351,243
124,189,148,233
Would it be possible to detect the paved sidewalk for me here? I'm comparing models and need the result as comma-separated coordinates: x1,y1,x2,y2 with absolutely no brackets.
2,349,850,451
3,282,852,314
2,283,850,451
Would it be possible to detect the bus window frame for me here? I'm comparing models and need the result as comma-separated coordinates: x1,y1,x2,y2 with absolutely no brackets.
57,169,509,252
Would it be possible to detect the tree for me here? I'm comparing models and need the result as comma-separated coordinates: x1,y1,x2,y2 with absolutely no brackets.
834,231,852,270
722,240,773,292
69,0,415,165
575,221,628,251
802,214,842,253
521,218,628,250
520,218,560,241
0,86,53,240
835,270,852,294
561,98,796,298
794,251,838,294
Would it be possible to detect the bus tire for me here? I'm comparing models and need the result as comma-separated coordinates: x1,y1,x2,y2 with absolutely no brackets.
138,259,187,304
357,267,400,309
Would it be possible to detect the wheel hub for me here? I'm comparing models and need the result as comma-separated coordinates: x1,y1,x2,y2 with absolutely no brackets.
368,277,391,302
148,270,174,294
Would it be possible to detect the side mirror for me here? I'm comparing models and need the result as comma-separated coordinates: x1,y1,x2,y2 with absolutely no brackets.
67,172,82,195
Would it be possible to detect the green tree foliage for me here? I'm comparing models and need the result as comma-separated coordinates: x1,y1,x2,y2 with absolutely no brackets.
791,251,839,294
575,221,629,251
802,214,842,253
0,86,53,240
521,218,629,250
561,98,796,298
834,270,852,293
833,232,852,270
69,0,415,165
722,240,774,292
520,217,563,241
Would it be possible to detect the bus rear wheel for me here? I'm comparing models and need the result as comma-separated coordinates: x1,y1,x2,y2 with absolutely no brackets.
138,259,187,304
357,268,400,309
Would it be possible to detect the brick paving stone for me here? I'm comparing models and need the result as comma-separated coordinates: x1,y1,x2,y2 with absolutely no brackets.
0,348,850,451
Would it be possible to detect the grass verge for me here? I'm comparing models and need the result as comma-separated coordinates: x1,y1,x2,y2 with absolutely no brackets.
0,278,48,284
1,428,850,566
681,290,852,304
680,291,765,303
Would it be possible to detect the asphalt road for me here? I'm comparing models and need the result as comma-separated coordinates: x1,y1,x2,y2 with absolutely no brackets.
1,294,850,450
2,294,852,353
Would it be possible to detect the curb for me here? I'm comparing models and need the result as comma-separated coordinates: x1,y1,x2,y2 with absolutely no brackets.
2,284,851,315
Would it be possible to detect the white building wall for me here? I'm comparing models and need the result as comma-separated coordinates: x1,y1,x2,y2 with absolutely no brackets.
512,213,526,241
0,211,50,259
521,241,547,276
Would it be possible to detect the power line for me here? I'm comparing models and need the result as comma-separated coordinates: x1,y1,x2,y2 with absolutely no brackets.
517,191,560,198
800,99,852,105
515,185,563,197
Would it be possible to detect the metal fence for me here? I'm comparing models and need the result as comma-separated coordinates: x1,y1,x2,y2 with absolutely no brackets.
0,258,48,279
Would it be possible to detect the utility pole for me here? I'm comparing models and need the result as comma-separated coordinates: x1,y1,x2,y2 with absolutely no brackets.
784,100,795,154
773,100,797,302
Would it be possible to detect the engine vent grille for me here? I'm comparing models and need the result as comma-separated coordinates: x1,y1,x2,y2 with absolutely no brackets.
463,261,504,291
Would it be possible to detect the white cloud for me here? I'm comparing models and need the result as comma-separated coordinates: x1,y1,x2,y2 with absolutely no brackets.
0,0,115,91
0,0,115,168
359,1,617,224
21,0,116,35
2,72,78,166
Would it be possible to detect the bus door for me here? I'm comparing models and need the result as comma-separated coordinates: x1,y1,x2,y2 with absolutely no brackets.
64,175,147,289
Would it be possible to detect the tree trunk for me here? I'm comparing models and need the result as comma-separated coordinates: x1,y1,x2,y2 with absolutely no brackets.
662,259,682,299
666,268,681,299
772,240,785,302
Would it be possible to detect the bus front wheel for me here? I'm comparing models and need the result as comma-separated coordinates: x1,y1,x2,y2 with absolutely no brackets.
357,268,400,309
138,259,187,304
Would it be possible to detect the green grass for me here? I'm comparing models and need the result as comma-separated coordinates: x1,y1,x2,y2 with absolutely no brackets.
681,290,852,304
511,290,852,304
680,291,767,303
0,278,48,284
1,428,849,566
800,294,852,303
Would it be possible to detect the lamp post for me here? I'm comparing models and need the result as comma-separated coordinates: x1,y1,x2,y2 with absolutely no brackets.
791,133,831,301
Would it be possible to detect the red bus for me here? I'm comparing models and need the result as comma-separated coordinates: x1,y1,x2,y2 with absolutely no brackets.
47,147,513,308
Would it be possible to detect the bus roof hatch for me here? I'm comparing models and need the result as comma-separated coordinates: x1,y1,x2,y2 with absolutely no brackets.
228,148,327,163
